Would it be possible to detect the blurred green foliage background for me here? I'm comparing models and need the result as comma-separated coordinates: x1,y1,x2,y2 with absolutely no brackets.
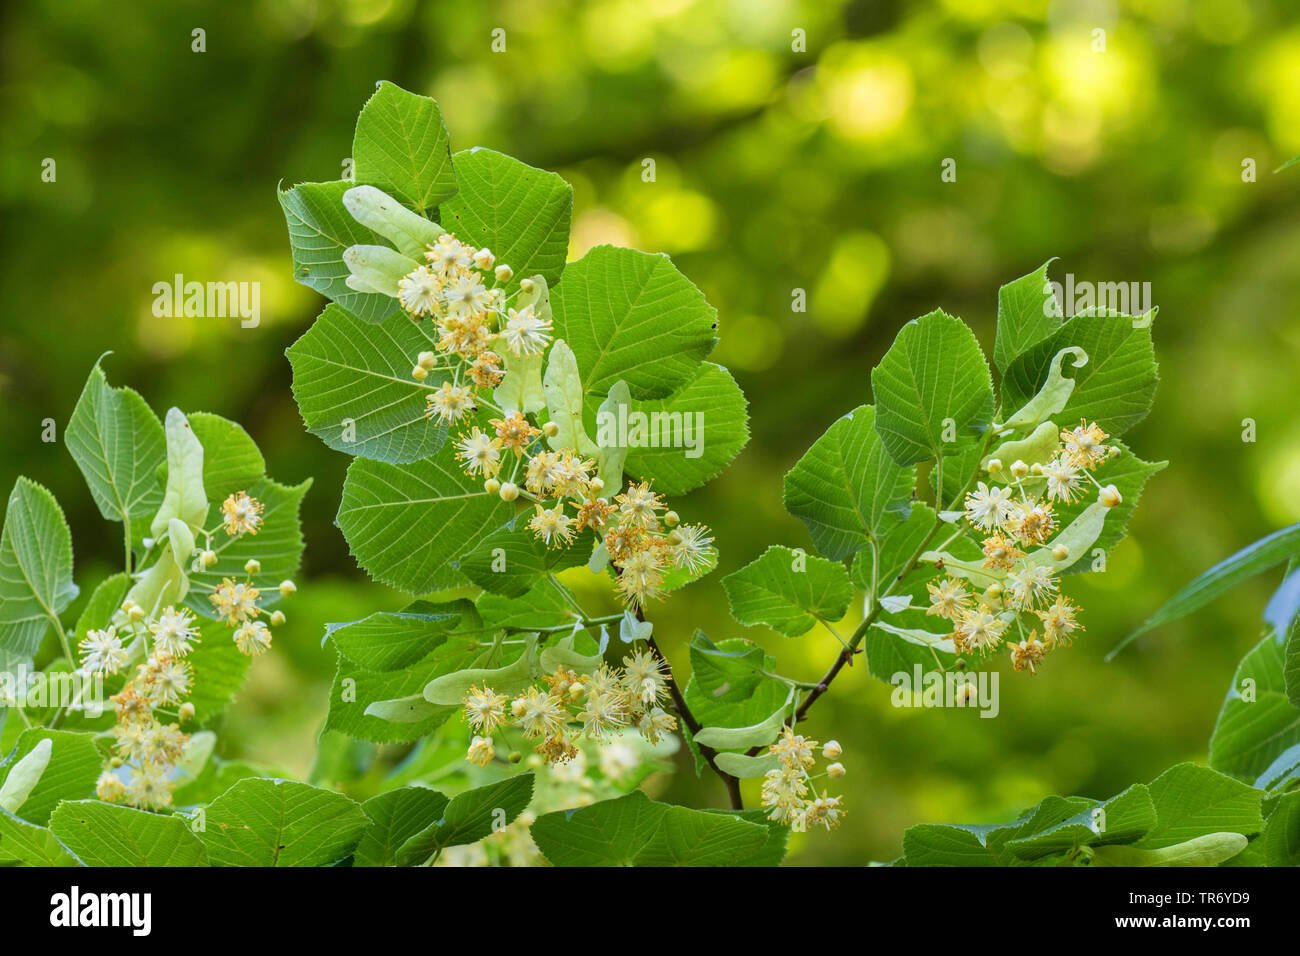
2,0,1299,865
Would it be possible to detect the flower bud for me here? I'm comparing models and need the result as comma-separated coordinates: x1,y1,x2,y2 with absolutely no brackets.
984,583,1002,600
1052,544,1070,561
587,476,604,494
542,421,559,437
822,740,842,760
1030,462,1044,476
986,458,1003,475
1010,459,1029,478
484,478,501,495
244,558,261,575
473,248,495,271
200,549,218,568
270,610,287,627
128,605,146,623
495,264,513,283
508,750,522,763
279,579,297,598
664,510,680,528
412,365,430,382
178,702,195,724
827,762,846,779
1100,484,1122,508
499,482,520,502
511,698,527,718
519,277,535,294
417,350,437,370
110,756,124,768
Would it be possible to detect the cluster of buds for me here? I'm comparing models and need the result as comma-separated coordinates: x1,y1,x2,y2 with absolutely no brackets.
927,419,1121,674
760,731,847,831
460,651,681,768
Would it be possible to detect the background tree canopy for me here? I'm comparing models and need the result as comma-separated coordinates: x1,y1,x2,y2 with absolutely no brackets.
1,0,1298,864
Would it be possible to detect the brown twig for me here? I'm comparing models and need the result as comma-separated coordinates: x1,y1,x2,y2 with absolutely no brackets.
642,622,744,811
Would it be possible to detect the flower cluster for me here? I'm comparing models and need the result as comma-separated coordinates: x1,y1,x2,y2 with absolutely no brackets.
927,419,1121,675
394,250,716,612
760,730,847,831
397,234,538,423
81,492,297,809
88,602,197,809
461,650,681,768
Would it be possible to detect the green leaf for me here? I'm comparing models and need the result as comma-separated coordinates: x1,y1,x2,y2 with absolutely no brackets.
722,545,852,637
1287,613,1300,709
49,800,208,867
1209,632,1300,780
150,408,208,539
477,581,574,631
1110,523,1300,659
863,617,958,685
530,790,770,867
422,635,538,705
279,180,400,324
65,359,166,524
783,405,915,561
287,304,449,463
851,503,938,595
0,808,81,866
439,148,572,291
199,777,368,866
352,81,457,213
870,309,994,466
699,808,790,865
1134,763,1263,849
187,413,265,495
458,515,590,597
1262,790,1300,866
620,363,749,497
1255,741,1300,791
693,691,791,750
712,752,784,778
684,633,791,731
354,786,450,867
633,805,771,866
530,789,667,865
902,823,998,866
326,634,484,743
1000,310,1158,439
328,601,469,671
0,478,78,665
1091,831,1248,866
0,730,103,826
542,339,600,460
1002,785,1157,860
395,772,534,864
993,259,1061,373
550,245,717,401
337,443,511,594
